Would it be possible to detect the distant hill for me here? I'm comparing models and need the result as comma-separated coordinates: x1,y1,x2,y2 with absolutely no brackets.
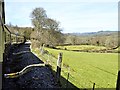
66,31,118,36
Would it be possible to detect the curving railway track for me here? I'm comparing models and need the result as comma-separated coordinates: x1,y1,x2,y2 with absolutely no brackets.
3,43,59,89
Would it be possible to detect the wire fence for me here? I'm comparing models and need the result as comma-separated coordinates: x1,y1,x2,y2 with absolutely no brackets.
33,47,116,89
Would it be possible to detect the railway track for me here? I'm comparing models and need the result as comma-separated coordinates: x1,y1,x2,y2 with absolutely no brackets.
3,43,59,89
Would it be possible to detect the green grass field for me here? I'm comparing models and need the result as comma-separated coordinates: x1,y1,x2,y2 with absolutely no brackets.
32,45,118,88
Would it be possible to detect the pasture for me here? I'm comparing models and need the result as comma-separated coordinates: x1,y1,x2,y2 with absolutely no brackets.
32,45,118,88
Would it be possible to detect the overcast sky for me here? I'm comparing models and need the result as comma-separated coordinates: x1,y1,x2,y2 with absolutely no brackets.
4,0,118,33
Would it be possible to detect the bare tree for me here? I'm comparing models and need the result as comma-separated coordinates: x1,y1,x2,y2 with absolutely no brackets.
30,7,64,47
30,7,47,30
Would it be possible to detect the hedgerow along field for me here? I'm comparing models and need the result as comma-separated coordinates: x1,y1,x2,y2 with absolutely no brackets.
56,45,107,51
32,45,118,88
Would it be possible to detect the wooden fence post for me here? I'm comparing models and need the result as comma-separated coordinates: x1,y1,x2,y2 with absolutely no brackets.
93,83,95,90
66,72,70,88
41,44,45,55
56,52,62,84
116,71,120,90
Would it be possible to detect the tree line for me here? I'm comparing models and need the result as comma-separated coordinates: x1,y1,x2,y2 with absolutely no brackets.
64,32,118,49
7,7,118,50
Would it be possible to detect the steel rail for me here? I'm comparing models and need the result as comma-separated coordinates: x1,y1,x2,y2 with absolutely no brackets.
4,63,46,78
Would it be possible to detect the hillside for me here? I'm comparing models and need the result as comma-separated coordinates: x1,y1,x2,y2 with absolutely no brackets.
64,31,118,49
66,31,118,36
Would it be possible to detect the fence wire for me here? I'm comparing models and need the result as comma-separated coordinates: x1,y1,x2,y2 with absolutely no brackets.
34,48,115,89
